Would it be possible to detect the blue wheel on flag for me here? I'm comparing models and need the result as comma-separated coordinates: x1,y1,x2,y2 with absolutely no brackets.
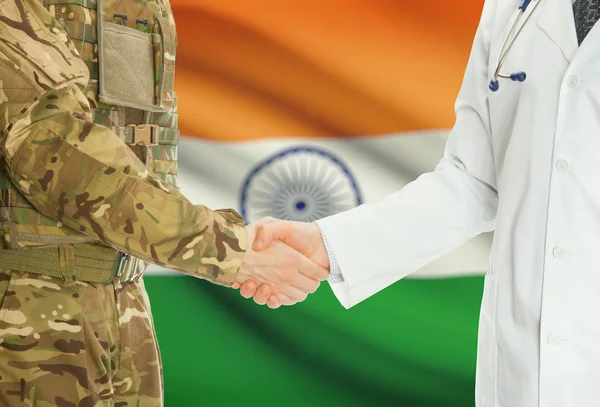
240,146,363,224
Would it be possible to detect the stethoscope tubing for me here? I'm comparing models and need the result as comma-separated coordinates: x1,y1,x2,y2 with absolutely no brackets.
490,0,543,90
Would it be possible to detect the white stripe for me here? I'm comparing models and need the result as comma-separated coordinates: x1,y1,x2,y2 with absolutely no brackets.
146,131,490,278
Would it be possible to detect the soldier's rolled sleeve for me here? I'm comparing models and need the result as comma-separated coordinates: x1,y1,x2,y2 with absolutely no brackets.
0,0,246,286
5,85,246,285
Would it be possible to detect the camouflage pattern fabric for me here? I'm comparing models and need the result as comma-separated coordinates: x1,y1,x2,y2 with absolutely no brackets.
0,268,162,407
153,16,176,110
0,0,248,405
49,0,99,81
0,0,247,287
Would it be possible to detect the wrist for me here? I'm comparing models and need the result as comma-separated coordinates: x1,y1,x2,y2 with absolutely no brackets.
236,224,257,283
312,221,331,271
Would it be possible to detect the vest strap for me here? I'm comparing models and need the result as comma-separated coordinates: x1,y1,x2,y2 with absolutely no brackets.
116,124,179,146
58,245,77,286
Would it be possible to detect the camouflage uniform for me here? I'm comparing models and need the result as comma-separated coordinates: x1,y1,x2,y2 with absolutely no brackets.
0,0,247,405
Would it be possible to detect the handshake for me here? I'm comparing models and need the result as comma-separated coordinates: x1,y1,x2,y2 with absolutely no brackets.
232,217,330,309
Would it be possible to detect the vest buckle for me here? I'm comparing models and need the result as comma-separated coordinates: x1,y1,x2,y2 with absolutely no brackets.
128,124,159,146
113,251,142,283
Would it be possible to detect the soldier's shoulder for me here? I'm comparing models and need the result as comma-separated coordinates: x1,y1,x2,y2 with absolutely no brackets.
0,0,87,93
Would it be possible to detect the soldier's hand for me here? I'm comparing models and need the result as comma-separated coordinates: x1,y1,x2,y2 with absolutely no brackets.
233,224,328,308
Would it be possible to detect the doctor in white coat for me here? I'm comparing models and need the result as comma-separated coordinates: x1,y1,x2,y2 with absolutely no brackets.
235,0,600,405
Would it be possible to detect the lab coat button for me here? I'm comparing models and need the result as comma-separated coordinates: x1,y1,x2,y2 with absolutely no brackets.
547,334,561,345
567,75,579,88
553,246,566,260
556,159,569,172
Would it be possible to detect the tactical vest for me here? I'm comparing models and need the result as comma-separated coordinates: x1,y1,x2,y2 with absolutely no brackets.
0,0,179,251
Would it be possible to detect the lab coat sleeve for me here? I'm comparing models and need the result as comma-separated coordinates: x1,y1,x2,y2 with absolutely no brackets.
316,0,499,309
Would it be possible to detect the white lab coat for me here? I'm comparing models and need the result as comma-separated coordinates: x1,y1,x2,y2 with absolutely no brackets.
316,0,600,405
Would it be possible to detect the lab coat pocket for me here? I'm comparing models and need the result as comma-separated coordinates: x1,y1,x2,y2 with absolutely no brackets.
475,268,498,407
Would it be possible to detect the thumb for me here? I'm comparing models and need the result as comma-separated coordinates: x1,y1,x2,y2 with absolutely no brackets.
252,223,275,251
252,221,294,251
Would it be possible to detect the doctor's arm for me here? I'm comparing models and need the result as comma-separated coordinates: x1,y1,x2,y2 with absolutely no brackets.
242,0,500,309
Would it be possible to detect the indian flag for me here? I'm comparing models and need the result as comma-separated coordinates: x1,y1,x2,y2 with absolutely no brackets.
143,1,489,406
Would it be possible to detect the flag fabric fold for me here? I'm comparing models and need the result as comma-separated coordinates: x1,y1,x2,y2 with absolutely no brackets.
144,1,487,406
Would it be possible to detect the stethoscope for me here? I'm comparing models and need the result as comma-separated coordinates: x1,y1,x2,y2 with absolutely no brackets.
489,0,543,91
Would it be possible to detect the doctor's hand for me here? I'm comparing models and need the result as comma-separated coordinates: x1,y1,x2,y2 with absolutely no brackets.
233,218,329,308
234,223,329,306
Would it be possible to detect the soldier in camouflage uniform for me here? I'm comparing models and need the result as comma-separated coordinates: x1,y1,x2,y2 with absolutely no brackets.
0,0,329,405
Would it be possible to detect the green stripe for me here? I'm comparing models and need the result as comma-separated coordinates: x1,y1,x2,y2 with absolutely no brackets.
45,0,97,10
145,275,483,407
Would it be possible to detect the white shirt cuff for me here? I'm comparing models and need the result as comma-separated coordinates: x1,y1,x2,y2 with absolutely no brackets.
314,221,345,283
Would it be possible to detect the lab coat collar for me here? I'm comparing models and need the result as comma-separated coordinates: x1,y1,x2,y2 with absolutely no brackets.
536,0,578,61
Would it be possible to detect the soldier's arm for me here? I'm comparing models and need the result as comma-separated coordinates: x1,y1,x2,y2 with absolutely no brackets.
0,0,246,286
